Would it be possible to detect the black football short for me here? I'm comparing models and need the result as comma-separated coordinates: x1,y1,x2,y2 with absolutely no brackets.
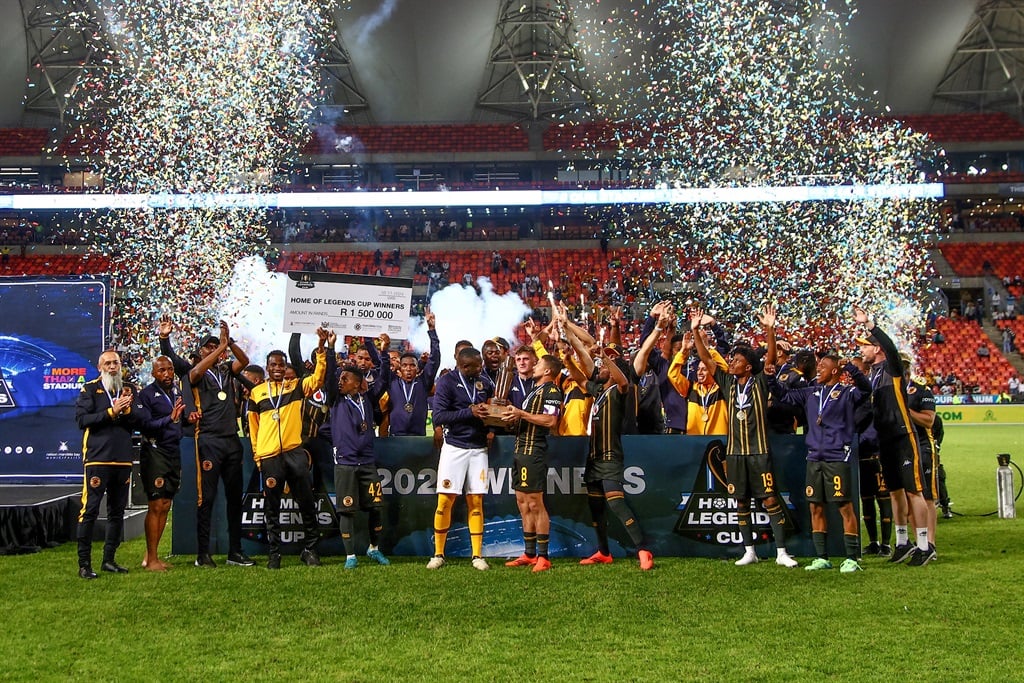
805,460,853,504
725,453,777,500
513,453,547,493
139,440,181,500
334,464,384,512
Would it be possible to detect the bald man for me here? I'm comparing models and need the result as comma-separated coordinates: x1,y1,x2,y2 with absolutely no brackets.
136,356,186,571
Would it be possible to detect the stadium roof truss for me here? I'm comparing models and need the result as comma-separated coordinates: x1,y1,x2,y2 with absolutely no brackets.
475,0,593,121
317,11,372,125
932,0,1024,120
19,0,111,131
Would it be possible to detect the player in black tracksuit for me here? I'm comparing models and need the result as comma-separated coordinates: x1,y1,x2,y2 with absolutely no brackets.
158,316,253,568
75,350,144,579
853,306,934,566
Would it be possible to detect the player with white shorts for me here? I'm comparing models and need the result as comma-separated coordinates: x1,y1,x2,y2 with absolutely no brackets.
427,346,494,570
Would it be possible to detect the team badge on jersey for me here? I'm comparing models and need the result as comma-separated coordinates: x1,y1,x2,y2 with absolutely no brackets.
780,373,790,381
265,477,277,489
726,483,735,494
154,477,165,489
202,460,213,471
806,485,814,497
343,496,354,507
442,479,452,488
907,385,917,394
830,389,842,399
89,476,101,488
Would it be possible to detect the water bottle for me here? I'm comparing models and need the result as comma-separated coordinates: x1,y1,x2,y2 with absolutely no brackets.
997,453,1015,519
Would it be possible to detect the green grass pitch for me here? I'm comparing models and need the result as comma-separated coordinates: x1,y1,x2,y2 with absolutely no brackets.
1,424,1021,681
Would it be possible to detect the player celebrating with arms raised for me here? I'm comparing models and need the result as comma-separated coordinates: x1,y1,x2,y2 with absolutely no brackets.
562,306,654,571
770,354,872,572
247,329,327,569
690,303,799,568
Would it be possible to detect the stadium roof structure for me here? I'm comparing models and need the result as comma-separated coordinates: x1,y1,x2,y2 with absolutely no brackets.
0,0,1008,129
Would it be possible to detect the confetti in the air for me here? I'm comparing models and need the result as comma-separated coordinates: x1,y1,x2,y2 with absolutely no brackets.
568,0,939,350
65,0,342,357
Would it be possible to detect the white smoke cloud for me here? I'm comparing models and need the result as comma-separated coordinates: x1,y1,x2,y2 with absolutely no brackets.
217,256,319,370
218,261,530,372
352,0,401,50
407,277,531,370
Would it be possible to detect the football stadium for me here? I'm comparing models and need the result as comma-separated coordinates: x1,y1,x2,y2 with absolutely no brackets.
0,1,1022,680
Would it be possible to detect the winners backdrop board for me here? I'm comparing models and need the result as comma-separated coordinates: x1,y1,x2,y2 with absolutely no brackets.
173,435,855,559
0,277,108,483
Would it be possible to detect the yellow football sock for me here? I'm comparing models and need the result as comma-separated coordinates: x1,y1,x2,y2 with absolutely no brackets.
433,493,455,555
467,494,485,557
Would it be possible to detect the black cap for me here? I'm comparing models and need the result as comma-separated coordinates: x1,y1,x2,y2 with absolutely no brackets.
196,335,219,351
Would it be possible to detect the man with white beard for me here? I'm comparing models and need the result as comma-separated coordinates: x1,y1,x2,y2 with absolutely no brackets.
75,350,143,579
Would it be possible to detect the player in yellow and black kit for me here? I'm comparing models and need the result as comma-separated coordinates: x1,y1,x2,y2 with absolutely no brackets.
247,328,327,569
561,305,653,571
691,304,799,568
667,329,729,435
501,354,564,572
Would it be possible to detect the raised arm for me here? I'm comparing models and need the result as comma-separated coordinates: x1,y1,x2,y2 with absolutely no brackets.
324,331,339,405
689,307,715,371
560,302,595,348
758,302,777,371
370,335,392,402
561,306,594,378
853,305,904,377
634,307,671,378
604,349,629,393
288,332,307,379
157,315,191,377
301,328,328,396
224,321,249,375
659,307,678,362
422,309,442,389
187,330,227,385
607,305,623,348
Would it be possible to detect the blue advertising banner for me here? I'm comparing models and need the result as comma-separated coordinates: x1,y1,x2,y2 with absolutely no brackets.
173,434,857,559
0,277,108,483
